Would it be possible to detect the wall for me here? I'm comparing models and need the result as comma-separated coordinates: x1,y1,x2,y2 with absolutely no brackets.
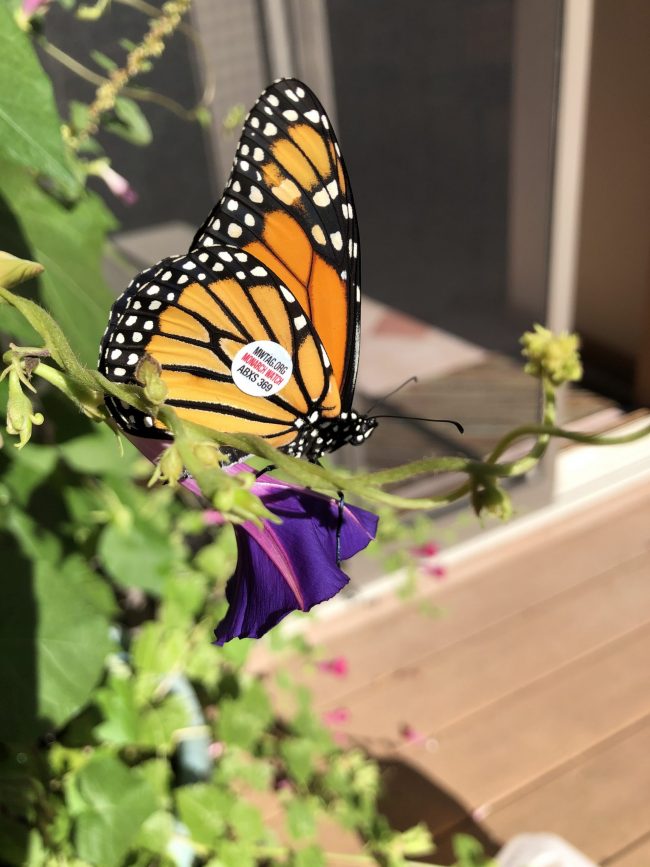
575,0,650,360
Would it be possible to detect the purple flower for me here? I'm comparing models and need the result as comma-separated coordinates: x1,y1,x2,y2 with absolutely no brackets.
184,471,377,643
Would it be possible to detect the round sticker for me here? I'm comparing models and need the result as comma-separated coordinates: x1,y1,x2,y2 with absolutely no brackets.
231,340,293,397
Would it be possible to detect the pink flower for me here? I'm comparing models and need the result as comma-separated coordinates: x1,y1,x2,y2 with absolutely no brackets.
22,0,49,15
422,563,447,580
399,724,426,745
207,741,224,759
412,542,440,558
317,656,349,678
322,707,350,727
98,164,138,206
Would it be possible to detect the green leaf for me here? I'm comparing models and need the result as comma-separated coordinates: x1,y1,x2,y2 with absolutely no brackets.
213,750,273,791
58,425,140,476
94,675,140,744
90,49,117,71
94,673,190,749
176,783,232,847
0,4,80,196
0,546,111,739
0,163,116,367
294,845,326,867
73,755,157,867
98,514,179,594
136,759,172,808
452,833,491,867
132,809,174,856
229,800,265,842
206,841,256,867
281,738,315,788
286,797,317,840
105,98,152,145
0,444,58,505
216,680,273,750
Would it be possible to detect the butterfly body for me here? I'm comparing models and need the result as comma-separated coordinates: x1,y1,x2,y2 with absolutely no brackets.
99,78,375,462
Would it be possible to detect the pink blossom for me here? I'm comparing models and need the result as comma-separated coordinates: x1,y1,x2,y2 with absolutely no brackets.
208,741,224,759
317,656,349,678
422,563,447,580
22,0,49,15
399,724,426,745
322,707,350,726
412,541,440,558
202,509,225,526
99,164,138,206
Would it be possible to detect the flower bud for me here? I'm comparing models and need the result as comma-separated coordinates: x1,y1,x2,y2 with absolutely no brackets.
471,478,513,521
148,444,184,487
136,354,167,405
193,442,224,468
521,324,583,386
5,369,44,448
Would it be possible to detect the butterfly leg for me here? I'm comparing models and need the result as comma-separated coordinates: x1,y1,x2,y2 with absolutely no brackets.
335,490,345,567
254,464,276,478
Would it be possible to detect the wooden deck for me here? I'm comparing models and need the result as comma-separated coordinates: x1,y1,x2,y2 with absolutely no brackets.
266,477,650,865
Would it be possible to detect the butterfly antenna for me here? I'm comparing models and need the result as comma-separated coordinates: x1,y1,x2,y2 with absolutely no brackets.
374,415,465,435
366,376,418,414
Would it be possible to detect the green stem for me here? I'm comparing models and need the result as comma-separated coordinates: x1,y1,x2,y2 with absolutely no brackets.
32,361,106,419
42,41,207,122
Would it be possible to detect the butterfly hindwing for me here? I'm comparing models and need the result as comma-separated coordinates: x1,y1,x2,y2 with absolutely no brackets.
99,246,341,447
192,78,361,408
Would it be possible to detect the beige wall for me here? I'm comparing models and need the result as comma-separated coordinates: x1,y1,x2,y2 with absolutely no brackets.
575,0,650,358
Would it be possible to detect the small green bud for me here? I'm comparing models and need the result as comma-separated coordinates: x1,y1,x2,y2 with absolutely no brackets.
521,324,583,386
0,252,44,289
5,369,44,448
471,478,513,521
193,442,224,468
212,484,275,526
136,354,168,404
222,103,246,132
194,106,212,127
148,444,184,487
381,824,434,860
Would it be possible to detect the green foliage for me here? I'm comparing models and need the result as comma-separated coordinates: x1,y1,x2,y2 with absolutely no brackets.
0,4,80,197
72,755,158,867
0,7,553,865
0,165,116,367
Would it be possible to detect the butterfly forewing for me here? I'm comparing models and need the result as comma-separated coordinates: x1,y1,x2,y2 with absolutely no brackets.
192,78,361,408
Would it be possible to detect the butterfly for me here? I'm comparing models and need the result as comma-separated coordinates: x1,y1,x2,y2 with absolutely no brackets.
99,78,377,462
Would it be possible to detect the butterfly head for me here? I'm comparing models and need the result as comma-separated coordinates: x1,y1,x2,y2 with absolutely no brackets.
286,410,377,462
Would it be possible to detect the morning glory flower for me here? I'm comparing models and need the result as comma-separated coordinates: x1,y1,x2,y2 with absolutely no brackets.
183,470,378,643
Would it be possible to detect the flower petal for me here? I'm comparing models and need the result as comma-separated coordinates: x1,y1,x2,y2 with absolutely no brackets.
214,488,377,643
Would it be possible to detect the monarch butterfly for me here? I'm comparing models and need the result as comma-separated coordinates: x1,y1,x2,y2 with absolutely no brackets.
99,78,377,461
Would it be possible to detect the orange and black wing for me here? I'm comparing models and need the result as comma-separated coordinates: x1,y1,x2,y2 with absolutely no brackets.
98,246,340,447
191,78,361,408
